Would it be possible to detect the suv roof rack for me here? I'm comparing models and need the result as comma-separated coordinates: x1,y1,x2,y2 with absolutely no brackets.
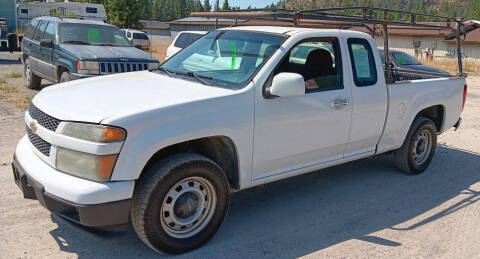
192,7,474,80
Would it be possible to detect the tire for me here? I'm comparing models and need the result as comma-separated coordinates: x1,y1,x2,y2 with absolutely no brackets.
24,58,41,89
393,116,437,174
131,153,230,254
59,71,70,83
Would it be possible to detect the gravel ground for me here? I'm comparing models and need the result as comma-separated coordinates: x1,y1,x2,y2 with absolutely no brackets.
1,51,480,258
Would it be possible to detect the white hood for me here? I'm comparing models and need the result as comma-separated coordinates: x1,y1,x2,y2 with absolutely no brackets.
33,71,233,123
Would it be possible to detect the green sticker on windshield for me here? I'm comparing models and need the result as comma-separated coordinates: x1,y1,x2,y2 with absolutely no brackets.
87,28,100,43
398,55,405,65
230,40,237,70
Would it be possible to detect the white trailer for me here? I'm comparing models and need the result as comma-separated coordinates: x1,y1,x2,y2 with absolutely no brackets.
17,2,106,29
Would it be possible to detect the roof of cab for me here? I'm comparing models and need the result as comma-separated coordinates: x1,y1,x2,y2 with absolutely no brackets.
221,26,371,37
32,16,110,26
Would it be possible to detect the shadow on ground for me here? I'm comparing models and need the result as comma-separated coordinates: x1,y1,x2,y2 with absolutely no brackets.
48,145,480,258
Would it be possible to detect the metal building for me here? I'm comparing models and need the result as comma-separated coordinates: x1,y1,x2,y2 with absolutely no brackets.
0,0,17,33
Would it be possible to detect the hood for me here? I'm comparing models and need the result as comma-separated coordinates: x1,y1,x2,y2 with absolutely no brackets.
400,64,451,76
32,71,233,123
60,44,156,62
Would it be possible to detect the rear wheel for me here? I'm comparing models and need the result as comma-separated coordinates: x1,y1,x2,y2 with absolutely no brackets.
393,116,437,174
131,153,230,254
24,58,41,89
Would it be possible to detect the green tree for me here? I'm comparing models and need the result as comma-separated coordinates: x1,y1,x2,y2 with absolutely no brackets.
214,0,220,11
222,0,230,10
204,0,212,11
104,0,143,27
469,0,480,19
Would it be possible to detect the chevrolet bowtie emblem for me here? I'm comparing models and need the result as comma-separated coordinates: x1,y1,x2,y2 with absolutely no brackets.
30,121,37,133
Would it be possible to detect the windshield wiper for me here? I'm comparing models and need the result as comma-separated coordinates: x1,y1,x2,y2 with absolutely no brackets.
62,40,91,45
96,43,118,46
157,67,175,77
177,71,212,86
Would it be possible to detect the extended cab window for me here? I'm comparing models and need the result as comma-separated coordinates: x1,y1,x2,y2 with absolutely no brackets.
273,38,343,93
348,38,377,87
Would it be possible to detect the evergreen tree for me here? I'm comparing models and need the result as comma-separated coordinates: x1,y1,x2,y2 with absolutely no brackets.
222,0,230,10
469,0,480,19
203,0,212,11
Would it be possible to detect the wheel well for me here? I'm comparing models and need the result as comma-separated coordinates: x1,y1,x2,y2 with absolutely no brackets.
57,66,69,81
22,53,28,62
141,136,240,189
416,105,445,132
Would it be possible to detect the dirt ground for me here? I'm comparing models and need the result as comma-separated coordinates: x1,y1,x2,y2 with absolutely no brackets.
1,51,480,258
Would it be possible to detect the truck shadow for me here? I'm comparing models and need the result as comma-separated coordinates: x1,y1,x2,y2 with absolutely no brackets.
48,145,480,258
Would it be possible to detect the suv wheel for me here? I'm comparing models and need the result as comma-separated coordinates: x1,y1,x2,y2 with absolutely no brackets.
131,153,230,254
60,71,70,83
24,58,41,89
393,116,437,174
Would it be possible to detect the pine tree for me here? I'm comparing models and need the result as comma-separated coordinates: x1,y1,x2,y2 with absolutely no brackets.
222,0,230,10
469,0,480,19
203,0,212,11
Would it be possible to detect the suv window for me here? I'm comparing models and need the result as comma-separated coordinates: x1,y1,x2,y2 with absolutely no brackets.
24,19,39,39
33,21,47,42
43,22,55,41
133,33,148,40
347,38,377,87
86,7,97,13
174,33,203,48
273,38,343,93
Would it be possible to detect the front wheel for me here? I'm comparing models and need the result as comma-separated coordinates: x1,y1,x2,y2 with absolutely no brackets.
393,116,437,174
59,71,70,83
130,153,230,254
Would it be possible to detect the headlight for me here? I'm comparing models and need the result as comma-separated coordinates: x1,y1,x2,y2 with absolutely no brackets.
56,147,117,181
148,62,160,70
62,122,126,142
77,60,99,74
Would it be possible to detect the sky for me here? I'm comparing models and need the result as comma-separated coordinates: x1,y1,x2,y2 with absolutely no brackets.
208,0,277,9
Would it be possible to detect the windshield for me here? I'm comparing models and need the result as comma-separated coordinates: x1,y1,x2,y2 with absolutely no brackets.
392,52,420,65
160,30,287,89
59,23,131,47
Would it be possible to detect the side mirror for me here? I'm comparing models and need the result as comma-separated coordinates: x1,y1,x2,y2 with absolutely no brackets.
266,72,305,98
40,38,53,48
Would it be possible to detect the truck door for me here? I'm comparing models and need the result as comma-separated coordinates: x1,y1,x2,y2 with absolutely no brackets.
30,20,47,74
343,38,388,157
38,22,56,80
253,37,352,180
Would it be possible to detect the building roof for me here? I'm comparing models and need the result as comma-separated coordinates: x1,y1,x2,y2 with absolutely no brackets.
140,20,169,30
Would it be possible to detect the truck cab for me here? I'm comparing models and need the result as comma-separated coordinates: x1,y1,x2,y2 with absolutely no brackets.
12,26,466,254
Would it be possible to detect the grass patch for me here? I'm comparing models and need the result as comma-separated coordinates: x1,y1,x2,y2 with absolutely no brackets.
150,38,172,62
16,95,34,109
0,85,18,94
419,58,480,74
0,78,5,84
6,71,22,78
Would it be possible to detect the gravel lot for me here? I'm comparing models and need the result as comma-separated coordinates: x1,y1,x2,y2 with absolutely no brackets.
1,51,480,258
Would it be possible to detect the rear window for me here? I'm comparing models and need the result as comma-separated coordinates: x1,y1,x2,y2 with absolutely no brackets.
174,33,203,48
133,33,148,40
86,7,97,13
21,9,28,14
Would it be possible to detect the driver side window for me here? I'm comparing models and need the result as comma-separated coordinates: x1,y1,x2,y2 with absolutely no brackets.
273,38,343,93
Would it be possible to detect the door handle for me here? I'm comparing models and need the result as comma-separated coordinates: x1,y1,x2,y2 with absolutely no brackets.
329,97,350,110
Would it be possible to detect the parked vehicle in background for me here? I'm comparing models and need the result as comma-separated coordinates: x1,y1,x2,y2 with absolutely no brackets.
120,29,150,50
21,17,159,89
0,17,20,53
165,31,207,59
0,18,7,39
17,2,106,29
12,25,466,254
379,50,451,80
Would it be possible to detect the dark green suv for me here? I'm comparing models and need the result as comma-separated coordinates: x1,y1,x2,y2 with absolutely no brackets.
22,17,159,89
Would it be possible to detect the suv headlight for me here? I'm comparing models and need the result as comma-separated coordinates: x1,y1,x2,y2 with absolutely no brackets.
77,60,99,75
57,122,126,181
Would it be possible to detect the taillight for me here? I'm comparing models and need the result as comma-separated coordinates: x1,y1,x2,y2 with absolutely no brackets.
462,84,468,110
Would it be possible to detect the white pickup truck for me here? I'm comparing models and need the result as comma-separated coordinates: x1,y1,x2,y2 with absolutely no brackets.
12,26,466,254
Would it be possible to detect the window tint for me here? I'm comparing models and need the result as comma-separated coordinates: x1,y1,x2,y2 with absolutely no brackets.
347,38,377,87
43,22,55,41
24,20,39,39
86,7,97,13
273,38,343,93
133,33,148,40
174,33,203,48
33,21,47,41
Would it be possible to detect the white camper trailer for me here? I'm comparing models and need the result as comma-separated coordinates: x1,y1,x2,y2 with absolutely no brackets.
17,2,106,29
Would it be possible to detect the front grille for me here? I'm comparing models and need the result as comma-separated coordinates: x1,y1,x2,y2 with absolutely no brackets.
99,61,148,74
26,125,51,156
28,103,61,132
